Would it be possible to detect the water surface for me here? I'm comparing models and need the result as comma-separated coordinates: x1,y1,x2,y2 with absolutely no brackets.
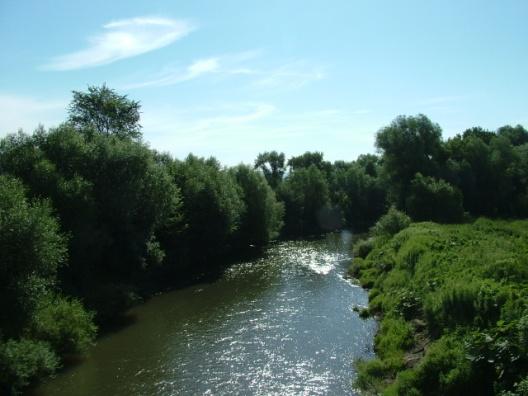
34,235,376,395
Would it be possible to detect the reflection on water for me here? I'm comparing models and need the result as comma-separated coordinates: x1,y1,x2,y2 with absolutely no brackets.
33,234,376,396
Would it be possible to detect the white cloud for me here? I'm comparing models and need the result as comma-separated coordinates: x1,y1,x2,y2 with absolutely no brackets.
192,103,275,130
188,58,219,76
252,61,326,89
124,57,219,89
43,17,194,71
123,52,325,91
0,94,66,136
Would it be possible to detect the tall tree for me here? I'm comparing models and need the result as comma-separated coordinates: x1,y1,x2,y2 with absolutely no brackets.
254,151,286,189
68,85,142,139
278,165,332,236
287,151,331,175
230,165,283,247
376,114,443,207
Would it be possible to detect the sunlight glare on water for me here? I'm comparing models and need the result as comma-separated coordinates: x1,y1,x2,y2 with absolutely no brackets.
33,235,376,396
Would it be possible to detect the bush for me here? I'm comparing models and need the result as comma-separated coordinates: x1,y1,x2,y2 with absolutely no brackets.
0,338,59,395
425,281,507,331
353,238,374,258
353,220,528,394
375,317,414,359
405,173,464,223
515,377,528,395
32,296,97,355
0,175,67,337
390,336,475,396
370,206,411,238
86,283,141,323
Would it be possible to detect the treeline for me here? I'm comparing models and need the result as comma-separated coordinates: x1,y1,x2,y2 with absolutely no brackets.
0,134,286,394
0,87,285,394
1,85,527,393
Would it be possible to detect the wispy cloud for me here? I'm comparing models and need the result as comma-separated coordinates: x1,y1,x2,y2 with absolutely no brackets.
124,57,220,89
122,51,259,89
192,103,275,130
123,51,325,91
0,94,66,136
140,103,376,165
42,17,194,71
142,102,275,138
252,61,326,89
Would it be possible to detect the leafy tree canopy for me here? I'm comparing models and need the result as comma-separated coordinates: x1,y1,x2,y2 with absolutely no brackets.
254,151,286,189
376,114,443,206
68,84,142,139
287,151,331,174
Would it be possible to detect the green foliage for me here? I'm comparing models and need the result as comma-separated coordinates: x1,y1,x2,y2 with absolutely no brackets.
330,160,387,232
278,164,333,236
230,164,283,247
0,339,59,395
376,317,414,359
287,151,331,174
31,295,97,355
425,281,508,332
168,155,244,265
0,175,67,336
515,377,528,395
370,206,411,238
353,238,375,259
85,283,141,323
388,336,476,396
376,114,443,207
444,131,527,217
406,173,464,223
254,151,286,189
68,84,142,139
352,219,528,395
497,125,528,146
0,126,182,300
2,86,528,394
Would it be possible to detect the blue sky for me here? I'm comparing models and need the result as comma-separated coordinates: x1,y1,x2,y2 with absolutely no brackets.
1,1,527,165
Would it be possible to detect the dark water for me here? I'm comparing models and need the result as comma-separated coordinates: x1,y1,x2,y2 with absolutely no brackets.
33,234,376,395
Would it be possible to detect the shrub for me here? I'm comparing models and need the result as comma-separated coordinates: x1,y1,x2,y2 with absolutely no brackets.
375,317,414,359
32,296,97,355
354,220,528,394
353,238,374,258
394,289,422,320
425,282,507,332
370,206,411,238
87,283,141,323
515,377,528,395
390,336,475,396
0,175,67,337
405,173,464,223
0,338,59,395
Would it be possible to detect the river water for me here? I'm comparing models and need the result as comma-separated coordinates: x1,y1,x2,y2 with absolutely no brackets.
33,234,376,395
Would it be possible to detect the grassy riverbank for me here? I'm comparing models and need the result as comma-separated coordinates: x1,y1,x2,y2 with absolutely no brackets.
350,218,528,395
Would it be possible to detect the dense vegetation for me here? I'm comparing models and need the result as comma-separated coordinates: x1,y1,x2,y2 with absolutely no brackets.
350,217,528,395
0,85,527,394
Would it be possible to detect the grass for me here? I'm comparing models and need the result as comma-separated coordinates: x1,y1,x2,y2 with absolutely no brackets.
350,218,528,395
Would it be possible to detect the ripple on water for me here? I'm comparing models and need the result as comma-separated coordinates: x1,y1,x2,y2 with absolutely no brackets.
33,237,376,396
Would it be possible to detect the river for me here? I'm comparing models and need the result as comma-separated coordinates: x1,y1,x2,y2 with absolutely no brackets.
32,234,376,395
